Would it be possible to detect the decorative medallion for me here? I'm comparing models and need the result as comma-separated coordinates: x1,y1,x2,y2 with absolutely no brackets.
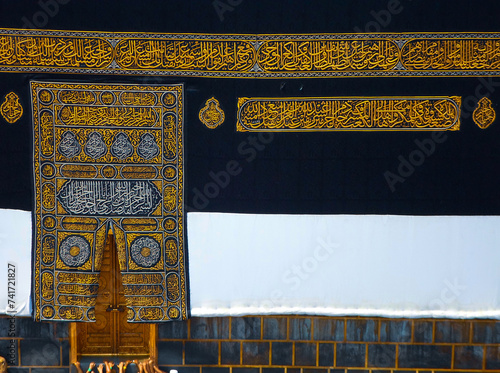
59,235,91,267
84,132,108,158
111,132,134,159
473,97,496,129
137,133,160,160
58,131,82,158
130,236,161,268
0,92,23,123
199,97,225,129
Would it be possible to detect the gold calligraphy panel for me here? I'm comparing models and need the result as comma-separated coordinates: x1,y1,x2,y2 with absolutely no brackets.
32,81,186,322
237,97,461,131
0,30,500,76
0,35,113,69
257,40,400,72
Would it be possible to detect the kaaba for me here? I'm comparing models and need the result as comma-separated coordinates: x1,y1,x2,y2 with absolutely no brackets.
0,1,499,372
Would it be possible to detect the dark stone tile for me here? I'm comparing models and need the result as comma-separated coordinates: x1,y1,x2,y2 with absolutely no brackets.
379,320,411,342
454,345,483,370
336,343,366,368
6,368,30,373
290,318,312,341
55,323,69,338
346,319,378,342
344,371,368,373
231,317,261,340
318,343,334,366
368,344,396,367
158,320,188,339
272,342,293,365
191,317,229,339
371,370,391,373
486,346,500,370
329,370,345,373
295,342,317,366
233,369,259,373
263,369,284,373
185,341,218,365
398,345,452,369
17,318,53,338
0,316,11,336
313,318,344,341
303,369,327,373
473,321,500,343
413,321,433,343
20,339,60,366
435,321,469,343
287,369,301,373
243,342,269,365
221,341,240,365
203,368,229,373
61,340,69,366
0,339,18,366
264,317,287,340
157,341,183,365
31,369,68,373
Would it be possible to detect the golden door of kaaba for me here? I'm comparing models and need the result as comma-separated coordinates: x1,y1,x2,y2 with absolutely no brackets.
70,234,157,361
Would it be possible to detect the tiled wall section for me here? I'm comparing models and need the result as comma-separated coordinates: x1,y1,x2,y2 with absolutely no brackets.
0,315,69,373
1,315,500,372
157,316,500,373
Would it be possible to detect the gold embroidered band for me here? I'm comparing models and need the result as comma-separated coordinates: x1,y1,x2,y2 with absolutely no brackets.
237,97,461,131
1,30,500,77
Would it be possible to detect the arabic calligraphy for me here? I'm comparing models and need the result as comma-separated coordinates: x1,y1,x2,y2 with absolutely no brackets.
0,91,23,123
237,97,461,131
114,39,256,71
57,179,162,216
257,40,400,71
54,127,163,163
402,39,500,70
473,97,496,129
0,35,112,68
57,106,160,127
1,30,500,76
199,97,225,129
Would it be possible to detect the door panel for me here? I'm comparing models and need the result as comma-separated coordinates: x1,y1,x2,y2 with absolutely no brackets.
75,234,152,357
